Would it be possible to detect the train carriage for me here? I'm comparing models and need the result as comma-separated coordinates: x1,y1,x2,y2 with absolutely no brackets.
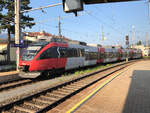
19,40,142,78
84,46,98,66
121,49,127,60
65,44,85,70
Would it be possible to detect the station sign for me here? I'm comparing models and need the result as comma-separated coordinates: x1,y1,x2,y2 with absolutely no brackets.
13,43,27,48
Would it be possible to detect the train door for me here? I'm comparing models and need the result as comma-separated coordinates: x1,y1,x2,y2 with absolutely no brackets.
57,47,67,70
36,47,58,71
99,48,105,63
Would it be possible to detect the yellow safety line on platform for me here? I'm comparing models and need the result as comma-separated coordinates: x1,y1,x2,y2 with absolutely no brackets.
66,67,130,113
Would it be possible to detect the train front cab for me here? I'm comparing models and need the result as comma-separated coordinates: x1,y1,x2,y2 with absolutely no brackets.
19,42,68,78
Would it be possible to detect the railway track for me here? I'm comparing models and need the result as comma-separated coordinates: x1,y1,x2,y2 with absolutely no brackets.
0,60,137,113
0,79,33,92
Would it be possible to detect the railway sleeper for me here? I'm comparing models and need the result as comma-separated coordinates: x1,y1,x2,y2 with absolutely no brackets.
30,99,49,106
70,80,89,85
40,95,59,101
51,90,69,96
14,105,37,113
61,87,78,91
24,101,45,109
69,83,86,87
46,92,65,98
64,85,81,90
37,96,57,103
57,88,74,93
2,108,27,113
32,98,53,104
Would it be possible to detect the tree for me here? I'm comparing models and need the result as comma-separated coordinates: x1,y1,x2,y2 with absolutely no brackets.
0,0,35,62
136,40,142,45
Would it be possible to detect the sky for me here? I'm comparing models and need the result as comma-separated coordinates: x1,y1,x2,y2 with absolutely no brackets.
22,0,150,46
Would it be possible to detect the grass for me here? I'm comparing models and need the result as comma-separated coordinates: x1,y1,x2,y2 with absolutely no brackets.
143,56,150,58
61,63,112,77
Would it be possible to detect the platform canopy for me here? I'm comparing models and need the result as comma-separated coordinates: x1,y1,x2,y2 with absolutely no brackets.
84,0,139,4
63,0,140,15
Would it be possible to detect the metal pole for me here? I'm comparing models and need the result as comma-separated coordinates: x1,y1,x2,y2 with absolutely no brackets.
146,32,148,48
58,16,61,37
101,26,104,46
15,0,21,71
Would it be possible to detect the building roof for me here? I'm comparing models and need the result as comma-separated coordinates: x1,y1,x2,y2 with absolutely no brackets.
23,31,52,37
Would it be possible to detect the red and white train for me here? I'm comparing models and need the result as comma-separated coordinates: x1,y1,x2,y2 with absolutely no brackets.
19,40,142,78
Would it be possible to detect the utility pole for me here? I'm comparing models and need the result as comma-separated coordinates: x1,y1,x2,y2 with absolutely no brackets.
132,25,135,48
15,0,21,71
101,26,104,46
146,32,149,48
148,0,150,24
126,35,129,62
58,16,61,37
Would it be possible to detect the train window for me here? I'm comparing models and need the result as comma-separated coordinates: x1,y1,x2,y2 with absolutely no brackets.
87,52,98,60
66,48,81,58
59,47,67,58
67,48,73,57
80,49,85,57
85,51,89,60
72,48,77,57
38,47,58,60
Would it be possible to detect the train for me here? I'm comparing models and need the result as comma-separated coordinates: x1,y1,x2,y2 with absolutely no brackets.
18,39,142,78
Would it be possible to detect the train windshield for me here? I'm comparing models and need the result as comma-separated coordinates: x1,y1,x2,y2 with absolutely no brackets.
22,46,41,61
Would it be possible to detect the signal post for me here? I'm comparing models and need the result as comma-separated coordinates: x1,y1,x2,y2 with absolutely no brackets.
126,35,129,62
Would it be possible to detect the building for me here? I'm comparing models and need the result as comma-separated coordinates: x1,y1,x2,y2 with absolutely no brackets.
132,45,150,56
23,31,53,42
0,38,16,61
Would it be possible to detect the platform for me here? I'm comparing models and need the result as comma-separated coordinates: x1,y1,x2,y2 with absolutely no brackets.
48,60,150,113
0,71,19,84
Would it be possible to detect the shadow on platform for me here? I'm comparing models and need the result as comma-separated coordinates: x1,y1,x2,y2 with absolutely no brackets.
122,70,150,113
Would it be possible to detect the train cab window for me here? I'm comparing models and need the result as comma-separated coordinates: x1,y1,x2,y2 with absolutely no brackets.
37,47,58,60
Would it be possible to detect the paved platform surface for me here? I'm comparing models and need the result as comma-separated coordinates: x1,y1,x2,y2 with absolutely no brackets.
47,60,150,113
0,71,18,77
0,71,19,84
73,60,150,113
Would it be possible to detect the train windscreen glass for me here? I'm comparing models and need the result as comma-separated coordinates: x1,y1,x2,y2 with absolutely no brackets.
22,46,41,61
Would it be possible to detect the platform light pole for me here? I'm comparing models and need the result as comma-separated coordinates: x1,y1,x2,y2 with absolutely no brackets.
15,0,21,71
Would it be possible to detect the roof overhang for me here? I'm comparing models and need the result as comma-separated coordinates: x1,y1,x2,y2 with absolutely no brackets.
84,0,140,4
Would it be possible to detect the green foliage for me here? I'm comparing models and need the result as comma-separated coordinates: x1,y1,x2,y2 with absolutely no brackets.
0,0,35,61
63,64,112,77
136,40,142,45
0,0,35,33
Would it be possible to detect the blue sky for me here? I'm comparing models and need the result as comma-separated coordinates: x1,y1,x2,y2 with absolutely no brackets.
23,0,150,46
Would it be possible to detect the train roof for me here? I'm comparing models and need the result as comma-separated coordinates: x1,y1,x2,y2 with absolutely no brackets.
30,41,49,46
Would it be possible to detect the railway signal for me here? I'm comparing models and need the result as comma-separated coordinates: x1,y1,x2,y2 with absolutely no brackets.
126,35,129,46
